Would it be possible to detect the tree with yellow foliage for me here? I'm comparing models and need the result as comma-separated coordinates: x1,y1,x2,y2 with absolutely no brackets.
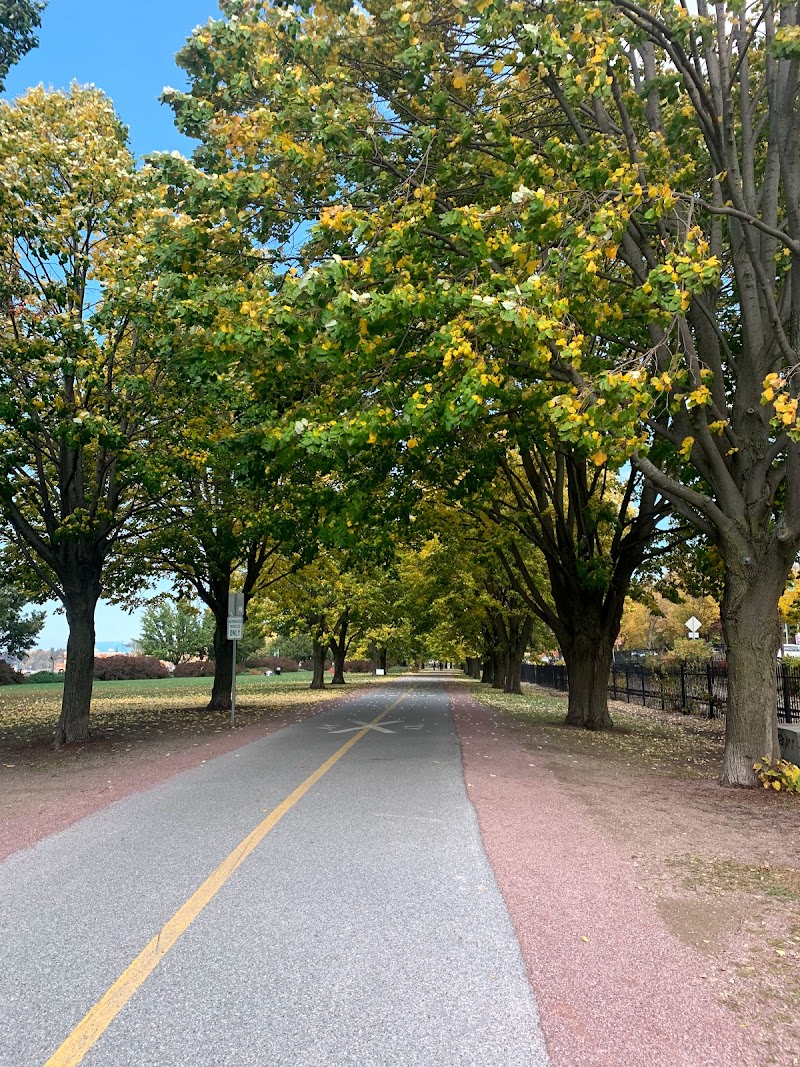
0,86,166,744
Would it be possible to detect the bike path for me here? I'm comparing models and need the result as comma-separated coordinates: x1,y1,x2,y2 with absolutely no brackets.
0,678,549,1067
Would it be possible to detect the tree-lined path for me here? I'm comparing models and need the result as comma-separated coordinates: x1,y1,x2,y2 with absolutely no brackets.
0,678,549,1067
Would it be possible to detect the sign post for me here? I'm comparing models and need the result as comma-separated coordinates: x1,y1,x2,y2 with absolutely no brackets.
685,615,702,641
227,593,245,726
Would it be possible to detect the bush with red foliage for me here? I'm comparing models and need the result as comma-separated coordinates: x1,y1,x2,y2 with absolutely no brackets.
246,656,300,672
0,660,24,685
93,655,169,681
173,659,215,677
342,659,374,674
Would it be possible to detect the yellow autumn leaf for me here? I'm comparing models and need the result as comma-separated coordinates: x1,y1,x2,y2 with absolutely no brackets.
492,59,505,74
590,451,607,466
453,71,467,90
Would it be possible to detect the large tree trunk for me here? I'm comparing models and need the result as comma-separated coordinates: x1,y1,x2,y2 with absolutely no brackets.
331,647,346,684
310,638,327,690
561,621,615,731
54,587,100,747
720,562,783,787
379,647,388,674
208,609,233,710
492,648,508,690
504,617,534,695
329,610,349,685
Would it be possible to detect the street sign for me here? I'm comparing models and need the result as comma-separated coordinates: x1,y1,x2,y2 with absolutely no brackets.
685,615,701,633
227,617,243,640
228,592,245,618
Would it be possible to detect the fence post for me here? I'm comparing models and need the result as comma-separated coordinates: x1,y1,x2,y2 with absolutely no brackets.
642,669,647,707
612,666,617,700
706,662,715,718
659,671,665,710
625,669,630,704
782,663,792,725
680,662,687,713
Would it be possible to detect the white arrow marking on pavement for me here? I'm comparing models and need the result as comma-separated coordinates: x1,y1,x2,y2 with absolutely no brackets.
404,724,424,730
326,719,403,734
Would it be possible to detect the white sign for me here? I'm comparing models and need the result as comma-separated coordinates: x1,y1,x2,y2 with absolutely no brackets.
228,592,245,618
685,615,702,634
375,668,385,676
227,617,243,640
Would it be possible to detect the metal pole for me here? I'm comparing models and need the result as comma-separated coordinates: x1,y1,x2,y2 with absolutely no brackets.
231,638,237,727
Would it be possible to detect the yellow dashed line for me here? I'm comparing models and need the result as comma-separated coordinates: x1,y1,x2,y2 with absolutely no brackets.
44,692,411,1067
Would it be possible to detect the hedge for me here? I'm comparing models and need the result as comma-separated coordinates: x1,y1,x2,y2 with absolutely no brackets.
173,660,215,677
247,656,300,672
93,655,170,681
0,660,24,685
27,670,64,684
342,659,374,674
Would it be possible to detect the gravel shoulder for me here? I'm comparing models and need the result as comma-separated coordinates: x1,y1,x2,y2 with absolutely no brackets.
454,679,800,1067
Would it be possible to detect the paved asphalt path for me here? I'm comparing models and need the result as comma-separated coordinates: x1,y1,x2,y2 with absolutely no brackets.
0,677,549,1067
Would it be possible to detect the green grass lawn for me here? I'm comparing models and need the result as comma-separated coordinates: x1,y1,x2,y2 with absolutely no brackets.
467,680,723,778
0,671,377,748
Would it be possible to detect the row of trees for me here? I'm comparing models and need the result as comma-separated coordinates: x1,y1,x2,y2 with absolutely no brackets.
2,1,799,786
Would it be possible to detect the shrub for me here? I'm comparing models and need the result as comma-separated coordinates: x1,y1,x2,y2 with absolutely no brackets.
93,655,169,681
664,637,714,664
27,670,64,684
0,660,23,685
247,655,300,672
343,659,373,674
173,659,215,677
753,758,800,794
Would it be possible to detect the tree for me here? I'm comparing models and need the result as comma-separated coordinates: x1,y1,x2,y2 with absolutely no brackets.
174,0,800,783
164,1,679,729
255,554,356,689
0,1,45,92
0,577,43,659
138,601,209,667
269,632,314,663
142,447,299,709
0,86,165,744
464,0,800,783
484,448,678,725
618,589,721,651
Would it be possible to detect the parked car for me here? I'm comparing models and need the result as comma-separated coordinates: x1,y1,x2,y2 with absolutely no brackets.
780,644,800,658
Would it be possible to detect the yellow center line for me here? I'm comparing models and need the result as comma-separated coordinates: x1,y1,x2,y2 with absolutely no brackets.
44,690,412,1067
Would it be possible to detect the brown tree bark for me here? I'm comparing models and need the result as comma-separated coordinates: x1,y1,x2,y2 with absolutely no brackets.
719,560,784,786
561,626,615,731
329,609,349,685
54,584,100,747
504,616,534,695
208,605,234,711
310,637,327,690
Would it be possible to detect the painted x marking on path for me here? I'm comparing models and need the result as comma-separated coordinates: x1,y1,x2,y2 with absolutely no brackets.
324,718,403,734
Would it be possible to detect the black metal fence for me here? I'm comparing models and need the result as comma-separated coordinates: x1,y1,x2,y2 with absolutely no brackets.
520,660,800,724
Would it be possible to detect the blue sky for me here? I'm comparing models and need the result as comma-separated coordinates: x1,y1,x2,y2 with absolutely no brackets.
4,0,223,648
